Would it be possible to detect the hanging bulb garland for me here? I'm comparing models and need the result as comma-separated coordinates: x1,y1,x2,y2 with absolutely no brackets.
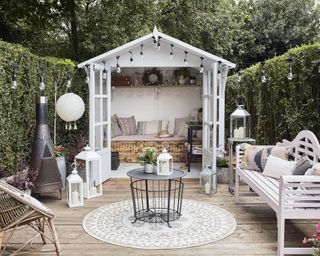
156,36,161,51
140,44,144,59
169,44,174,60
317,48,320,74
152,36,157,48
260,62,267,83
129,50,134,65
217,61,222,80
200,57,204,73
11,63,17,90
102,61,107,80
39,65,45,91
237,72,242,83
184,51,188,66
116,56,121,73
85,64,90,84
286,57,294,81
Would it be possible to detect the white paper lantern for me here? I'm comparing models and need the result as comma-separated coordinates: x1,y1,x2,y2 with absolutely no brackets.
56,93,85,123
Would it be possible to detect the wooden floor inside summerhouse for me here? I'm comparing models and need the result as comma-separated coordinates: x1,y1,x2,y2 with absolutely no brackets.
8,179,315,255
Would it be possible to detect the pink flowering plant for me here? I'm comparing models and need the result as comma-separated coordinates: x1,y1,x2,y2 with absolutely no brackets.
303,223,320,256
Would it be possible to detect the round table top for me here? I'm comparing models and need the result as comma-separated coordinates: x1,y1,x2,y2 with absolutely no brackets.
127,168,186,180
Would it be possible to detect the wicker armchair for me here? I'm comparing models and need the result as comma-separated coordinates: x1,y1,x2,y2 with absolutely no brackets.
0,180,61,255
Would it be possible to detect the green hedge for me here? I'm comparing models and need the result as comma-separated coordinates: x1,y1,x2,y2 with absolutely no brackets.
227,44,320,145
0,41,88,176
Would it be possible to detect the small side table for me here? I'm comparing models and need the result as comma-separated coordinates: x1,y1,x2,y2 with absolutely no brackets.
127,168,186,228
228,138,255,194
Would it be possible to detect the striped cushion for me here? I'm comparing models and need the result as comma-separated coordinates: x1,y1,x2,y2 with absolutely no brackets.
137,120,161,135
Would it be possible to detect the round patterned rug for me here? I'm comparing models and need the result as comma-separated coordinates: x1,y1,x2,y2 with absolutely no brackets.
82,199,237,249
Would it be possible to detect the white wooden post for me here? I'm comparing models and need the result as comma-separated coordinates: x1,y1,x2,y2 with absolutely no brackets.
211,62,218,171
218,65,229,156
89,64,95,149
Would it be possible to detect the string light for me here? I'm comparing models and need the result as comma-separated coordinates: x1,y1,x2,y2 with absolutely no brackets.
39,65,45,91
129,50,134,65
156,36,161,51
169,44,174,60
286,57,293,81
200,57,204,73
260,62,267,83
140,44,144,59
102,61,107,80
152,36,157,48
85,64,90,84
66,65,71,87
11,63,17,89
116,56,121,73
217,61,222,80
184,51,188,66
237,72,242,82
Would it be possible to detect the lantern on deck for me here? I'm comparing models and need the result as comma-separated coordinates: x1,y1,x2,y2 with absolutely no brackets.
66,164,84,208
230,105,251,139
157,149,173,175
75,144,102,199
199,165,217,195
56,93,85,130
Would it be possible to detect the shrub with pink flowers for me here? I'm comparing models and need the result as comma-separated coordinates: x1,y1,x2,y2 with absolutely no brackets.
303,223,320,256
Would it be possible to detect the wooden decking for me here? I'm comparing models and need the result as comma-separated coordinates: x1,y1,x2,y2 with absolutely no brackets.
7,178,315,255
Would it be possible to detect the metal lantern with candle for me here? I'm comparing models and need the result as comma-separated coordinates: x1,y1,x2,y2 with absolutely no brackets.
156,149,173,175
75,144,102,199
230,105,251,139
199,165,217,195
66,163,84,208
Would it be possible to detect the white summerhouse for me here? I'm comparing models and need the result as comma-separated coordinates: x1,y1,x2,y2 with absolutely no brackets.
78,27,236,181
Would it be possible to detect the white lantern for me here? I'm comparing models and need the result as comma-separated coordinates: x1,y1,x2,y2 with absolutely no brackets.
66,164,84,208
157,149,173,175
230,105,251,139
75,144,102,199
56,93,85,129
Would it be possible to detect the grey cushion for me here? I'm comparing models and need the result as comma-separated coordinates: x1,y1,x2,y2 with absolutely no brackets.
111,114,122,138
118,116,137,135
292,156,313,175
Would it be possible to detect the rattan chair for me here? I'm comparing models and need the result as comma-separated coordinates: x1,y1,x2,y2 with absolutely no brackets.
0,180,61,255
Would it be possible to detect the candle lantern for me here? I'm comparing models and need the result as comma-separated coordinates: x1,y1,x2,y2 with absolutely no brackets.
157,149,173,175
199,165,217,195
230,105,251,139
75,144,102,199
66,164,84,208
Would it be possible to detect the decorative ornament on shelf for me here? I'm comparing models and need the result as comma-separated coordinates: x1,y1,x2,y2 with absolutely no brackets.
75,143,102,199
200,165,217,195
56,67,85,130
157,149,173,176
66,163,84,208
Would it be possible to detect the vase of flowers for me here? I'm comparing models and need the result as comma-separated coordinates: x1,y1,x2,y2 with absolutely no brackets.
137,147,157,174
303,223,320,256
54,145,66,190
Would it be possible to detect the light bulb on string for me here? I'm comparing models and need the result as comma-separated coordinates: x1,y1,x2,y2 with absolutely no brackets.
85,64,90,84
129,50,134,65
116,56,121,73
152,36,157,48
140,44,144,59
11,63,17,89
217,61,222,80
200,57,204,73
184,51,188,66
39,65,45,91
317,49,320,73
102,61,107,80
156,36,161,51
237,73,242,83
169,44,174,60
318,62,320,74
66,65,72,87
260,71,266,83
287,67,293,80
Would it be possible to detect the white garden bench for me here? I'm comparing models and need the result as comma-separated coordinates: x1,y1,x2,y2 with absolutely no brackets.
235,130,320,256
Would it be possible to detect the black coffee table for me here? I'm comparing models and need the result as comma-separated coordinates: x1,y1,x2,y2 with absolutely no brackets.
127,168,186,228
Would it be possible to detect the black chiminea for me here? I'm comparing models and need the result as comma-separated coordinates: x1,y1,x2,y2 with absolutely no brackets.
30,96,62,197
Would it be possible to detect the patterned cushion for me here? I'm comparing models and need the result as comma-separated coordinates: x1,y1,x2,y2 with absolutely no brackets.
111,114,122,138
137,120,161,135
242,144,289,172
292,156,313,175
118,116,137,135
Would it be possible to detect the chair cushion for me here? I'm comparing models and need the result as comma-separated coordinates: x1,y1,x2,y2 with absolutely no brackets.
137,120,161,135
118,116,137,135
263,155,296,179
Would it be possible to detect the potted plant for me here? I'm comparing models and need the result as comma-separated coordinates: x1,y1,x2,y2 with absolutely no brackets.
137,147,157,173
303,223,320,256
54,145,66,190
8,167,38,195
216,156,229,184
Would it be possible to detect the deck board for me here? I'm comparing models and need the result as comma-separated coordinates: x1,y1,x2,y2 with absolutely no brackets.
6,178,316,255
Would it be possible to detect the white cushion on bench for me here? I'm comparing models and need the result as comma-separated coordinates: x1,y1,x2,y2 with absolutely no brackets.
263,155,296,179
